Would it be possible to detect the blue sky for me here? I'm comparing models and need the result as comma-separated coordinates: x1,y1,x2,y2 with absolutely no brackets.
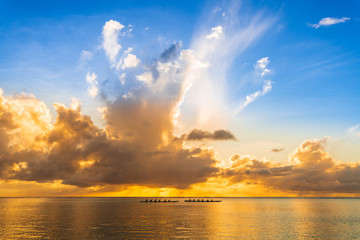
1,0,359,165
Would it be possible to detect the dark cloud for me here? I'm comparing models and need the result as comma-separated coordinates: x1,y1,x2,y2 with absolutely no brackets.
160,44,180,62
223,139,360,194
187,129,236,141
271,148,284,152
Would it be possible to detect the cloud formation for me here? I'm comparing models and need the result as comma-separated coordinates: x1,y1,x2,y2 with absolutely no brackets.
122,53,141,69
205,26,223,40
271,148,284,152
102,20,125,65
186,129,236,141
0,90,218,189
5,12,359,196
178,4,276,127
223,139,360,194
78,50,93,68
234,57,272,114
347,124,360,137
310,17,350,29
2,21,238,189
86,72,98,98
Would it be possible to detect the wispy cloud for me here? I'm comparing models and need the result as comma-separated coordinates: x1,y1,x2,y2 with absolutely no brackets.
347,124,360,137
233,57,272,114
78,50,93,68
310,17,350,29
181,7,276,126
205,26,224,40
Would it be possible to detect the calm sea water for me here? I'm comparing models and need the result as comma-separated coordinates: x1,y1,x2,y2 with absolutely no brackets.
0,197,360,239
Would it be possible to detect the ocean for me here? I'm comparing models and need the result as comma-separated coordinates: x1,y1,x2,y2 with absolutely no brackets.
1,197,359,239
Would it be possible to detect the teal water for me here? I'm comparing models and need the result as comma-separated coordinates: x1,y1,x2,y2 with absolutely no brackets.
0,198,360,239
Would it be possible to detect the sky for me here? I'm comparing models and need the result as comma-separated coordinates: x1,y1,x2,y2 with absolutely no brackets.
0,0,360,197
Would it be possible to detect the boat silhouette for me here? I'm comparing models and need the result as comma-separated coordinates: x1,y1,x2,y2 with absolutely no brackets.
184,199,221,202
140,199,179,203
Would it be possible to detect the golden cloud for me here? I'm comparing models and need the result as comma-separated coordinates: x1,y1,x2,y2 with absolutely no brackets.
223,139,360,194
0,88,219,189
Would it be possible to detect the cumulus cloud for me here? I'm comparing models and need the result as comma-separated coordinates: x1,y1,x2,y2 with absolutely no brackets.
122,53,141,69
101,21,142,72
102,20,125,64
223,139,360,194
8,10,340,196
186,129,236,141
136,71,153,85
2,24,240,189
0,89,218,189
86,72,98,98
271,148,284,152
310,17,351,29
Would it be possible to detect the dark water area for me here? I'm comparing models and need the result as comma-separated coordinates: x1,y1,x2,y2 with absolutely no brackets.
1,197,360,239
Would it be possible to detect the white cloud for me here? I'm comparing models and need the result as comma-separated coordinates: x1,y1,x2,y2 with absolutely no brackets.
102,20,125,64
86,72,98,98
310,17,350,29
255,57,271,77
77,50,93,68
136,71,153,85
205,26,223,40
180,6,275,127
122,53,141,69
213,6,222,14
118,73,126,85
69,97,81,111
180,49,210,69
80,50,93,62
234,57,272,114
234,80,272,113
128,24,134,33
347,124,360,137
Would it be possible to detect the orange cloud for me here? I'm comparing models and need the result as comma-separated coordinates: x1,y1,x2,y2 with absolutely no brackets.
2,87,360,197
223,139,360,195
0,89,218,189
2,88,360,196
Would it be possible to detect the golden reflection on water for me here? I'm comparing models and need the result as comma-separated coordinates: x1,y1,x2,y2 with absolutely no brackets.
0,198,360,239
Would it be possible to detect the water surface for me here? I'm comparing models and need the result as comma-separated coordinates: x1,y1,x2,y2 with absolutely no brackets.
1,197,359,239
